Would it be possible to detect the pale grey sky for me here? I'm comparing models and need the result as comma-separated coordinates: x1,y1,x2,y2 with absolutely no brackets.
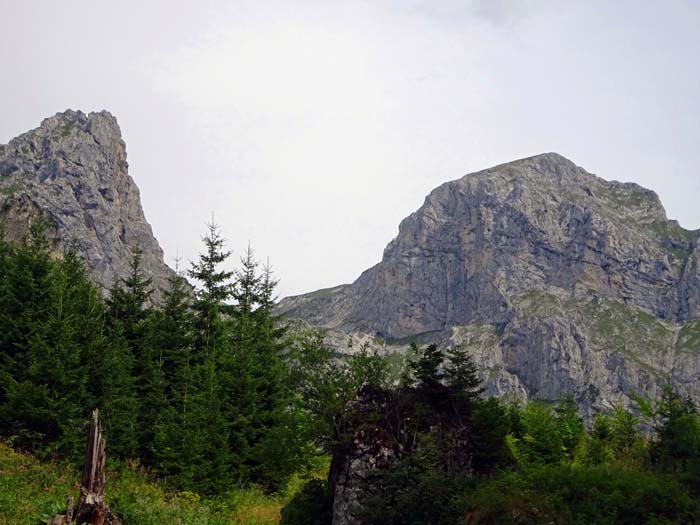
1,0,699,298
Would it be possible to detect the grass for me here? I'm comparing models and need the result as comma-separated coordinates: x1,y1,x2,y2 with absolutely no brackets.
677,321,700,353
0,442,329,525
383,329,444,346
648,220,697,243
600,184,652,209
383,351,409,383
515,290,564,317
582,295,672,376
647,221,697,263
0,183,21,196
59,123,76,138
0,443,76,525
584,296,671,349
305,285,344,300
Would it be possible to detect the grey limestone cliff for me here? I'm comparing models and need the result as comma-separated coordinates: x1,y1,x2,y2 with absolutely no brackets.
0,109,175,296
279,153,700,417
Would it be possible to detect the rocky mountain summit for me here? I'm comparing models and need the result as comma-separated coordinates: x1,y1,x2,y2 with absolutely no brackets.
0,110,175,296
279,153,700,417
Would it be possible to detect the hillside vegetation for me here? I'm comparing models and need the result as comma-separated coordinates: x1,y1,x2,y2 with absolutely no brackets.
0,442,328,525
2,221,700,524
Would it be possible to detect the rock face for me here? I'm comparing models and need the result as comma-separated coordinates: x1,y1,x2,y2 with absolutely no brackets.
329,384,475,525
0,110,175,296
329,387,402,525
279,153,700,418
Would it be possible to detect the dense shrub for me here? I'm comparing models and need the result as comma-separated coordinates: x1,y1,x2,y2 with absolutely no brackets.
280,479,332,525
462,463,700,525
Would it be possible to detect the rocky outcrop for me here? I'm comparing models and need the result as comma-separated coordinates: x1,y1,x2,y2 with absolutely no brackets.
0,110,176,297
329,387,401,525
279,153,700,416
329,384,477,525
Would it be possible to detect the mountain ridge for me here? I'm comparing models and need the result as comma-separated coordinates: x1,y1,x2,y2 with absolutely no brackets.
278,153,700,416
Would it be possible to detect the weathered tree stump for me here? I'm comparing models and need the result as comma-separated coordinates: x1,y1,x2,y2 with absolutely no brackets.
47,409,121,525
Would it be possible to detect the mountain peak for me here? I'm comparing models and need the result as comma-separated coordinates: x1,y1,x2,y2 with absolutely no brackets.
281,153,691,335
501,151,576,168
39,108,118,127
0,110,175,297
278,154,700,417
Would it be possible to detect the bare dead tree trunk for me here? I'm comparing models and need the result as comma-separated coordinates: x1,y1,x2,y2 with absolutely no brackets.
48,409,120,525
74,409,120,525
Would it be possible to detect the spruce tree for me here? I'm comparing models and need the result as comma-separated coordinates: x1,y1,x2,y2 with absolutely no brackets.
147,266,196,481
0,228,105,457
186,220,234,493
233,250,296,489
103,246,152,458
410,343,445,385
444,344,483,402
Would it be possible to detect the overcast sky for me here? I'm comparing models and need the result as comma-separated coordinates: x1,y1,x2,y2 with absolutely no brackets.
1,1,699,298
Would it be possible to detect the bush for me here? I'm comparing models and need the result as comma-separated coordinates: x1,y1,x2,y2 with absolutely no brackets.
461,463,700,524
280,479,332,525
357,436,474,525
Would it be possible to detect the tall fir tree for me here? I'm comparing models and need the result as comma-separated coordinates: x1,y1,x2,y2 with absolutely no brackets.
409,343,445,385
0,226,104,458
103,246,152,458
146,265,196,482
232,250,295,489
444,343,484,403
186,221,235,493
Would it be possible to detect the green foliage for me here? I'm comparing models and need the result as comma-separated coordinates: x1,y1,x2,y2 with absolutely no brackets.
407,342,444,384
103,246,153,458
0,223,101,459
0,219,327,498
650,385,700,492
444,344,483,403
507,398,584,464
582,407,648,466
462,463,700,524
678,321,700,353
359,435,473,525
279,480,332,525
286,332,391,451
469,398,515,472
0,442,328,525
3,216,700,525
346,341,389,391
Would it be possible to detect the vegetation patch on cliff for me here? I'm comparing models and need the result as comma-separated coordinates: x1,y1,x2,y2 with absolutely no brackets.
677,321,700,353
584,295,673,355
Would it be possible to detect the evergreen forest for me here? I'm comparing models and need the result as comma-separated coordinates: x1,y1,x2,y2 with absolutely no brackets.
1,221,700,524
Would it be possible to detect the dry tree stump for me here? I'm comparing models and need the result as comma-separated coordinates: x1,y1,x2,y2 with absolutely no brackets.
47,409,121,525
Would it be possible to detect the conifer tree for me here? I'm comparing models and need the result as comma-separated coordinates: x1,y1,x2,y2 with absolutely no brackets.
147,266,196,479
0,227,105,457
233,250,296,489
102,246,153,458
186,220,234,493
410,343,445,385
652,385,700,472
444,344,483,402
